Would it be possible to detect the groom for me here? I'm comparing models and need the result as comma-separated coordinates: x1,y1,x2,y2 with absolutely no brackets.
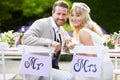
22,0,74,80
23,0,70,69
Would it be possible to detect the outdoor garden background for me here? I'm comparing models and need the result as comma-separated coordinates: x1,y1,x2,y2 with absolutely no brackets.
0,0,120,33
0,0,120,60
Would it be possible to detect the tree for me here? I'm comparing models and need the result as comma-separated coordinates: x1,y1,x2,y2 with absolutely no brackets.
0,0,120,34
0,0,56,32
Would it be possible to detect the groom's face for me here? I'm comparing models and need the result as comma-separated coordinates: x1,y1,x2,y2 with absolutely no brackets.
52,6,68,27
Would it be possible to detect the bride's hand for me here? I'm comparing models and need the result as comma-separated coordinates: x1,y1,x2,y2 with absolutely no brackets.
67,43,76,49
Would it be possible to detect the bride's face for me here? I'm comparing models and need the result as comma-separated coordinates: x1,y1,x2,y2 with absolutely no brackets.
70,11,82,27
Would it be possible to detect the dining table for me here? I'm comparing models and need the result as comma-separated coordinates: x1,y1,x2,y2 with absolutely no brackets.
0,47,22,80
0,47,22,59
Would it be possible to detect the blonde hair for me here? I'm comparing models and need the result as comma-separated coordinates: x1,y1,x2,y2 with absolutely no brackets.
70,2,103,40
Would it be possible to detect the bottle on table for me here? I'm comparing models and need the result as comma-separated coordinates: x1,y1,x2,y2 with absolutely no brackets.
20,26,25,44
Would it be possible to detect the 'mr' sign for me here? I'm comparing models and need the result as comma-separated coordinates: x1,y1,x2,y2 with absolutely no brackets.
19,53,51,77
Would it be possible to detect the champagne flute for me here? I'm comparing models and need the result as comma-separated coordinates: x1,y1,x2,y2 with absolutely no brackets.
104,34,111,46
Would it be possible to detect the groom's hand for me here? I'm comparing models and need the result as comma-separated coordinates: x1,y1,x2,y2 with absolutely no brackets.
51,41,61,54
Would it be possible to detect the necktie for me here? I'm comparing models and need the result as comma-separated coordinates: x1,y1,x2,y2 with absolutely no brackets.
52,28,62,69
58,34,62,43
53,28,62,43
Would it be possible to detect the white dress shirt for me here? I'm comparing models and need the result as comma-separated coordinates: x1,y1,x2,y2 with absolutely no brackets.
51,17,61,42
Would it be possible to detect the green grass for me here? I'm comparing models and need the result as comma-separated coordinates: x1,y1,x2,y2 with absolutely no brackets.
60,54,73,61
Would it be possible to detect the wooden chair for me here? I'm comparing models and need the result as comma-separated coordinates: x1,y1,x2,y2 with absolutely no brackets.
70,46,111,79
0,42,15,80
114,69,120,80
109,49,120,80
18,45,54,80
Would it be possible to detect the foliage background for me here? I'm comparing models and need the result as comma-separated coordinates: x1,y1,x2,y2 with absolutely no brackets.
0,0,120,34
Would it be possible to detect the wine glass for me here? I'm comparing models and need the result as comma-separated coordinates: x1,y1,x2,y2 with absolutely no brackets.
104,34,111,46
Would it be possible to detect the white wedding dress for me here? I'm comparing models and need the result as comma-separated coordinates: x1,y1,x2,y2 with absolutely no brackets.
75,28,114,80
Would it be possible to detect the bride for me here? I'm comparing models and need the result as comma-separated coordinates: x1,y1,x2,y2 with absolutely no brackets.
67,2,114,80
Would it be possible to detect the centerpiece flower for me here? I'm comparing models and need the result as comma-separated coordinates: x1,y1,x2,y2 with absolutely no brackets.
110,30,120,45
110,30,120,49
0,30,19,47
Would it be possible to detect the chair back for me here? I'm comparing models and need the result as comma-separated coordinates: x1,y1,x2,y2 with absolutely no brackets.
18,45,54,80
0,42,9,80
70,46,108,78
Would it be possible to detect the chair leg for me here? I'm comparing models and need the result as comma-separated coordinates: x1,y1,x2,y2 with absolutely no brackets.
115,74,118,80
113,74,115,80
